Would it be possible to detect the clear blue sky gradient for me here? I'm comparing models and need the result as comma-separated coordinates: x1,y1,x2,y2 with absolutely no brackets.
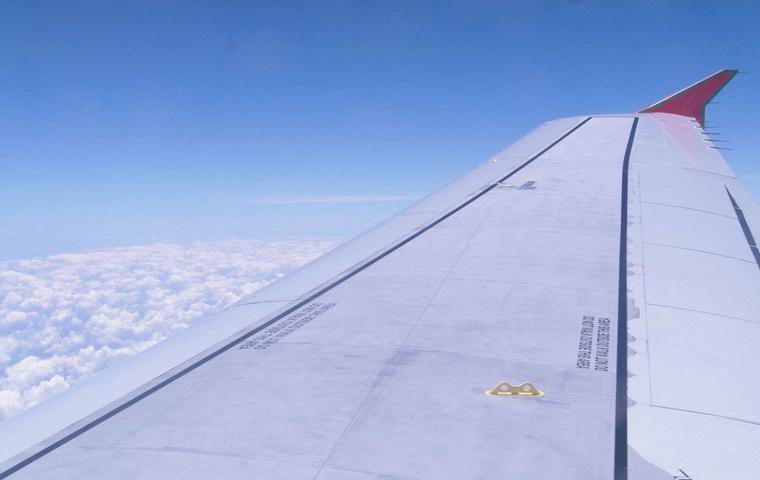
2,1,759,259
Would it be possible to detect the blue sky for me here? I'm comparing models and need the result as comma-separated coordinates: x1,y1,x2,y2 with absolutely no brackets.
2,0,759,259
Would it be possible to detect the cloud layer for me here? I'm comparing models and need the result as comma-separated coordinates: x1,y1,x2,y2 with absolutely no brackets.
0,238,340,420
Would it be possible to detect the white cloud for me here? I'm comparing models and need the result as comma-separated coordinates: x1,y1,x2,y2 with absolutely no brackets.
0,238,340,420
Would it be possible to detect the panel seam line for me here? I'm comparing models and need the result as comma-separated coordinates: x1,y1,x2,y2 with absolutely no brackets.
615,116,639,480
643,242,756,264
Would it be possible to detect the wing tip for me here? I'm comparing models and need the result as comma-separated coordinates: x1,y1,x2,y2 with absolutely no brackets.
638,68,739,126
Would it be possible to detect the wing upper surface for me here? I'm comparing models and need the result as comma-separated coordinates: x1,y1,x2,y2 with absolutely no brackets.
1,116,645,479
1,110,758,479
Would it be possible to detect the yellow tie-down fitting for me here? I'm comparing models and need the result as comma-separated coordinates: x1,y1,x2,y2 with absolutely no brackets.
485,380,544,397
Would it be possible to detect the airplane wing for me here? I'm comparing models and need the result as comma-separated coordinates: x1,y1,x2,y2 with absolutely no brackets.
1,69,757,480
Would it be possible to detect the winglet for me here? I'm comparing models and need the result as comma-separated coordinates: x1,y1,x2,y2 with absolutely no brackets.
638,69,738,126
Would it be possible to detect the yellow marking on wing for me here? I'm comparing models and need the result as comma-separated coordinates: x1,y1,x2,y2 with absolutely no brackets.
485,380,544,397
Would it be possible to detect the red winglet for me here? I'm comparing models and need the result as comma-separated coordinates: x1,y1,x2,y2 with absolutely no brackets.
638,69,738,126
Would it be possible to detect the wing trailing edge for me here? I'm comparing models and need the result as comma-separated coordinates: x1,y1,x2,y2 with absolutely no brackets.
638,68,738,126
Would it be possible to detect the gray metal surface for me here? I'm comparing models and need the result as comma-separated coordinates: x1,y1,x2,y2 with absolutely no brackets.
3,111,759,480
3,116,638,479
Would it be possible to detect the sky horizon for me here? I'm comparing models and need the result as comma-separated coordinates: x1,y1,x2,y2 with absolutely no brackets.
2,1,760,260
